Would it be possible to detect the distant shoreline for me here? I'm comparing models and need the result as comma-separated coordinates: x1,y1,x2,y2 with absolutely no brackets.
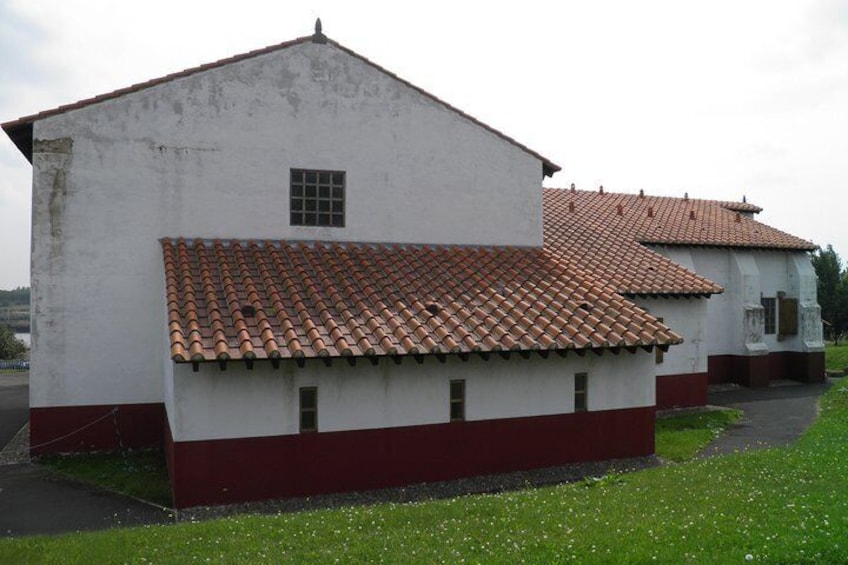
6,322,30,333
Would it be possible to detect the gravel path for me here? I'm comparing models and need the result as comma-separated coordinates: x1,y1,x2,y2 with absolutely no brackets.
180,455,660,521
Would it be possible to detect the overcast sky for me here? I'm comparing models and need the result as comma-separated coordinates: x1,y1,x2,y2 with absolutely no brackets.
1,0,846,290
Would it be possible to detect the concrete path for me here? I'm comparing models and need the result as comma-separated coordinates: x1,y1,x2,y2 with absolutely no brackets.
0,372,28,449
0,372,174,538
0,464,174,537
700,380,833,457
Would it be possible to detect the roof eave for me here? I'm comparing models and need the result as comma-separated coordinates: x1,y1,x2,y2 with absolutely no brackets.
623,290,722,299
642,241,818,253
542,162,560,178
2,122,33,163
173,341,679,365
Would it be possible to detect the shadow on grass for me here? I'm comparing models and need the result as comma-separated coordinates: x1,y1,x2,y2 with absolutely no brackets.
38,449,173,508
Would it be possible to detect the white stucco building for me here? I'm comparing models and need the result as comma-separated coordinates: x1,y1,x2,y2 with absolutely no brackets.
544,188,824,409
3,23,822,507
4,25,680,507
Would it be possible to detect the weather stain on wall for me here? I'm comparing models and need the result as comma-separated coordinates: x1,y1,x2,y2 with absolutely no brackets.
34,137,74,253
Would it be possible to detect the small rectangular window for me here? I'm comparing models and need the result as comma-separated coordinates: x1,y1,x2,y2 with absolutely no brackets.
299,386,317,433
450,379,465,422
761,297,776,335
574,372,588,412
290,169,345,227
655,317,665,364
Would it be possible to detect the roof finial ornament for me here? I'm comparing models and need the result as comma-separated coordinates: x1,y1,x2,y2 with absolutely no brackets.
312,17,327,44
570,183,576,192
639,189,645,198
684,192,689,200
599,184,604,195
743,194,747,203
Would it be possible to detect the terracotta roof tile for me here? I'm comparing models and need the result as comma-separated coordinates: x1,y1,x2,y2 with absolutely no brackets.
163,238,681,362
543,188,815,296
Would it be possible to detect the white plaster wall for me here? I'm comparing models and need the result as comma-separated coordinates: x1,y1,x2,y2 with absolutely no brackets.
684,247,821,356
632,296,708,375
28,40,545,408
168,351,655,442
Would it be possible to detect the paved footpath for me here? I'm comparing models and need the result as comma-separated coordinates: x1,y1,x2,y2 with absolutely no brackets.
0,372,174,538
0,464,174,537
0,373,28,449
700,380,833,457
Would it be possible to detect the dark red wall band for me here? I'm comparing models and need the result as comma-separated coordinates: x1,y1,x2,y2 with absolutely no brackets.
29,403,165,456
707,351,824,387
656,372,708,409
166,406,655,508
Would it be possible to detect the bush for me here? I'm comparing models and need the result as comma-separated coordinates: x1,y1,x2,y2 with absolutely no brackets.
0,323,27,360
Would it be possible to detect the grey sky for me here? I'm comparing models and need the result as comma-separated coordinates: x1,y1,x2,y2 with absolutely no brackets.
2,0,847,289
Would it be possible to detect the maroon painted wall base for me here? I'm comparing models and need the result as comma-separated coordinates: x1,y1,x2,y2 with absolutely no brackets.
656,372,708,409
30,403,166,456
708,351,825,387
167,406,655,508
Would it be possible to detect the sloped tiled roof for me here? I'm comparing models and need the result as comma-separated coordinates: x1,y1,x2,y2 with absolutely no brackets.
543,188,815,297
2,32,559,176
163,238,680,363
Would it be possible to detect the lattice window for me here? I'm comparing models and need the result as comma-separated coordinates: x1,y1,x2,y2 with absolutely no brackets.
290,169,345,227
761,297,776,335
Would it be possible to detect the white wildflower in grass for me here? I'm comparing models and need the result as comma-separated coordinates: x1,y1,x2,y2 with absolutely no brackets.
745,553,754,561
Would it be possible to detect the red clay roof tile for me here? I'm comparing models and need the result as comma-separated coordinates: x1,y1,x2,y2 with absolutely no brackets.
163,238,681,362
543,188,814,296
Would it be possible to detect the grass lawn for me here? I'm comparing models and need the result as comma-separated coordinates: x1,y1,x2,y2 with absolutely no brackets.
3,380,847,563
826,343,848,372
655,408,742,462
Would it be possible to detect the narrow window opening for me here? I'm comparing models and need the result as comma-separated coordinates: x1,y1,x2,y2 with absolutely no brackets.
761,297,777,335
450,379,465,422
574,372,588,412
299,386,318,433
655,317,665,364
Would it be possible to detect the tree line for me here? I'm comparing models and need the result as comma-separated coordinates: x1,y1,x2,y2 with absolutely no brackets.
0,286,30,307
812,245,848,343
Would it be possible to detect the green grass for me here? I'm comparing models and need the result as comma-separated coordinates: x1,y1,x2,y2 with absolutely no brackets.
39,450,172,508
655,408,742,462
3,383,847,563
826,343,848,372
